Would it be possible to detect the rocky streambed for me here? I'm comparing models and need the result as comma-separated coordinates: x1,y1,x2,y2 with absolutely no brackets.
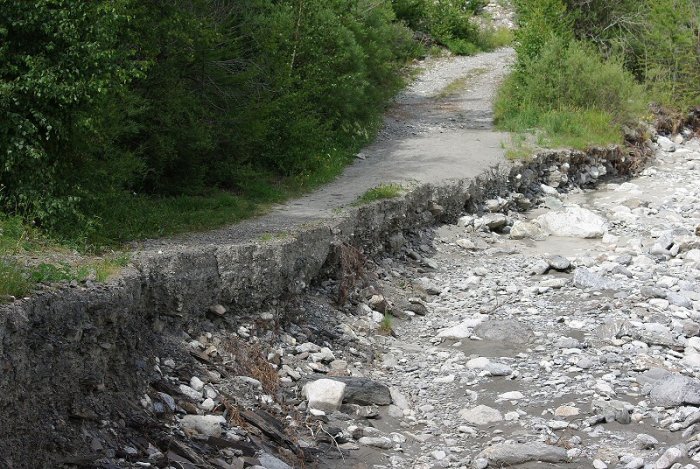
311,133,700,469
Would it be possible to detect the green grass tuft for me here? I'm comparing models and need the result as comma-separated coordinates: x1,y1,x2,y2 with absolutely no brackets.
378,313,394,335
354,184,404,205
436,68,489,99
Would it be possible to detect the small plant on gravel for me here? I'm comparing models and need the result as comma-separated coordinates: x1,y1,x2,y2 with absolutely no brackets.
354,184,404,205
378,313,394,335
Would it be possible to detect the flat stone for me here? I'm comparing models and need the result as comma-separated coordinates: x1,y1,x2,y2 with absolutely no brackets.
476,442,568,466
474,320,534,344
459,405,503,425
643,371,700,407
555,406,580,417
573,268,622,291
358,437,393,449
258,453,292,469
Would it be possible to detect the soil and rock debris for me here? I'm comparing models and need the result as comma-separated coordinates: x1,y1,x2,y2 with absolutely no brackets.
24,130,700,469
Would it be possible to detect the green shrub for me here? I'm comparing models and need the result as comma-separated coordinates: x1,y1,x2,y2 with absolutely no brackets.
392,0,487,55
355,184,404,205
495,37,646,149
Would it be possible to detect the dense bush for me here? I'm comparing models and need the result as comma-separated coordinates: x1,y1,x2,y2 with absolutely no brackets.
563,0,700,108
392,0,492,54
495,37,646,148
0,0,140,232
0,0,427,246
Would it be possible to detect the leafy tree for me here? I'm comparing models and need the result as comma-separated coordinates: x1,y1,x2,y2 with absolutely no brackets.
0,0,139,229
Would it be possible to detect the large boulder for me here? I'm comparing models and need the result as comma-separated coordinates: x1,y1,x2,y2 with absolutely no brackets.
330,377,392,406
573,267,622,291
474,320,534,344
536,205,607,238
475,442,568,466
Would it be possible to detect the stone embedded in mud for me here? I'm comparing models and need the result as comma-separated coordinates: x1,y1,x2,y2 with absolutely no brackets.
573,267,622,291
510,220,546,240
536,205,608,238
302,379,346,412
474,319,533,344
180,414,226,437
646,373,700,407
436,315,489,339
358,436,394,449
475,442,568,466
208,304,226,316
459,405,503,425
331,377,392,406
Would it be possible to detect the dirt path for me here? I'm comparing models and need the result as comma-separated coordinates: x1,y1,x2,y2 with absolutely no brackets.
140,48,514,249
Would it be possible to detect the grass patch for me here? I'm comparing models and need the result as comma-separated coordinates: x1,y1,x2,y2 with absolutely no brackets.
0,259,31,299
435,67,489,99
480,26,515,49
0,215,132,301
354,184,404,205
494,37,647,150
502,133,537,160
259,231,290,243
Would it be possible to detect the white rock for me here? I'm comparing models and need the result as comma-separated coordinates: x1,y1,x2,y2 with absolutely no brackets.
467,357,491,369
180,415,226,437
437,315,488,339
536,205,608,238
434,374,456,384
510,220,546,240
302,379,346,412
200,398,215,412
497,391,524,400
555,405,580,417
190,376,205,392
358,436,394,449
459,405,503,425
179,384,203,401
655,446,685,468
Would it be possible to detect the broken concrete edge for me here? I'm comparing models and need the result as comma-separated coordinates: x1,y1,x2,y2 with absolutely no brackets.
0,141,651,465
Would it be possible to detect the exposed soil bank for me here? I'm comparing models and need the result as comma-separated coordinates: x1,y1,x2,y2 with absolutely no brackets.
0,138,652,467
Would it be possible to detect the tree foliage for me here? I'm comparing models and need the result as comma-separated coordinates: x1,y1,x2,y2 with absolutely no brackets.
0,0,429,243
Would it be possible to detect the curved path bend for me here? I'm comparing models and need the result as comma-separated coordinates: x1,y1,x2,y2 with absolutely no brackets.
141,48,515,250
